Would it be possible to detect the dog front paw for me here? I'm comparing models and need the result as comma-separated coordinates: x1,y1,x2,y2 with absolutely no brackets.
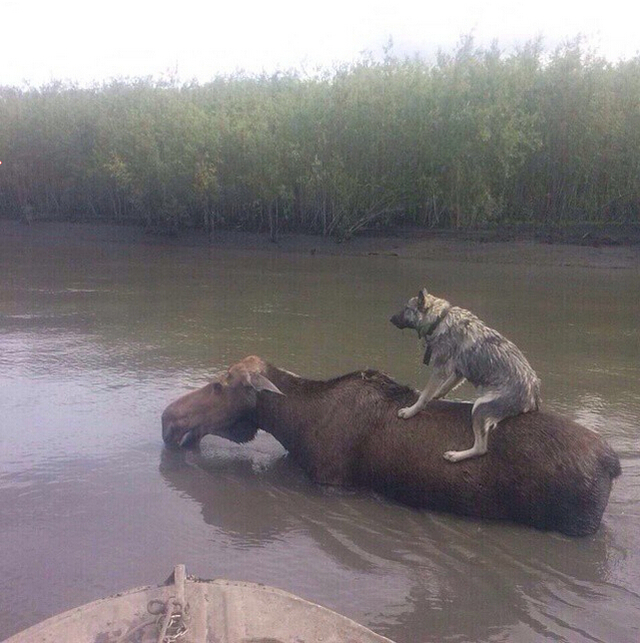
398,407,415,419
443,450,465,462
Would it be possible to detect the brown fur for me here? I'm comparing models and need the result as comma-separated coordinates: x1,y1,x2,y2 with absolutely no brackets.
162,356,621,536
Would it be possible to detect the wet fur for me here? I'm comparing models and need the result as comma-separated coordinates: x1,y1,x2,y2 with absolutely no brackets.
391,290,541,461
163,359,621,536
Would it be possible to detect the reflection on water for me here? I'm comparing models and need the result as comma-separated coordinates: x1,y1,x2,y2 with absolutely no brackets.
1,234,639,642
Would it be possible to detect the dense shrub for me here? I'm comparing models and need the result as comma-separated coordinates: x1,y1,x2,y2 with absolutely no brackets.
1,38,638,235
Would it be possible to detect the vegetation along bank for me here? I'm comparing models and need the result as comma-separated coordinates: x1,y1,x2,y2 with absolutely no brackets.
1,38,639,240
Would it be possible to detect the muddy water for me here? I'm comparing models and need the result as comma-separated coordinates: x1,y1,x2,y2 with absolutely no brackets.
1,231,639,642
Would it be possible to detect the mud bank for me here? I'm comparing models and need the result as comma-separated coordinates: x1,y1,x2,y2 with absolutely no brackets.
2,220,639,270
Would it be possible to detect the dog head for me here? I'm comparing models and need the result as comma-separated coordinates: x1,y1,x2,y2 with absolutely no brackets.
390,288,449,334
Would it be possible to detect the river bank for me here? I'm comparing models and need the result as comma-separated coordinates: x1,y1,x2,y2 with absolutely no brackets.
2,220,639,270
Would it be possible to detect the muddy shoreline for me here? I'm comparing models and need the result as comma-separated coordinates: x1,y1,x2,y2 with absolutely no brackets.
2,220,639,269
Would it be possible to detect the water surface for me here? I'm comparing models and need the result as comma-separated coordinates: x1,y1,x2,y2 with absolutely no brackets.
1,232,639,642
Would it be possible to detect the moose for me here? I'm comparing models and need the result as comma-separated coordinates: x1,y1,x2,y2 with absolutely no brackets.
161,356,621,536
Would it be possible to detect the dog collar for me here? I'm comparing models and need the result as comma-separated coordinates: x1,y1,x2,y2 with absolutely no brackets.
421,308,449,365
420,308,449,339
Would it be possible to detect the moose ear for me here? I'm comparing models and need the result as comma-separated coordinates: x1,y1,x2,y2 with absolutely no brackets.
417,288,429,311
248,372,284,395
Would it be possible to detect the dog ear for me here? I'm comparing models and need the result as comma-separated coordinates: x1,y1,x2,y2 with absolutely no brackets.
418,288,429,311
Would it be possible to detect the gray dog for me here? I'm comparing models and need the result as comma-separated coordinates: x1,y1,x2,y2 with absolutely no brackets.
390,288,541,462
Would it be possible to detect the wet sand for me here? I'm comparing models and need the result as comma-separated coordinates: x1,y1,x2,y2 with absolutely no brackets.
2,220,639,270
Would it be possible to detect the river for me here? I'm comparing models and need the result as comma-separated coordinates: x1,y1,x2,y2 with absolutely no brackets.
1,226,639,642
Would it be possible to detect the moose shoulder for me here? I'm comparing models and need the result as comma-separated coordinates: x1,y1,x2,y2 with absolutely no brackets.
162,356,621,536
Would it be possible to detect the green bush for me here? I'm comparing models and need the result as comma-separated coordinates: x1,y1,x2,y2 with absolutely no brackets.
1,37,638,234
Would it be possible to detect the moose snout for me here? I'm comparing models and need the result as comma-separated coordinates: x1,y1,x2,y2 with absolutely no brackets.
161,408,178,446
162,405,192,448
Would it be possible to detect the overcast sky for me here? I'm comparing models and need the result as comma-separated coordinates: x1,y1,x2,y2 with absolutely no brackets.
2,0,639,86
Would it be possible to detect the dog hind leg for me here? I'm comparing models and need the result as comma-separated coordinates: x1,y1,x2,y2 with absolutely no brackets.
443,414,495,462
443,395,503,462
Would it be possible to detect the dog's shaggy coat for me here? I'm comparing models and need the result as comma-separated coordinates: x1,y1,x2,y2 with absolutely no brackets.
391,289,541,462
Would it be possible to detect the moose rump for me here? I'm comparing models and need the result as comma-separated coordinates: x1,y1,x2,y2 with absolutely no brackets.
162,356,621,536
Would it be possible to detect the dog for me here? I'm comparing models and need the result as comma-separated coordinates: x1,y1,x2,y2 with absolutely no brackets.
390,288,541,462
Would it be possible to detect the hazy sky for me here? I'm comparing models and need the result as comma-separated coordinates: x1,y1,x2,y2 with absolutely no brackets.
2,0,638,86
